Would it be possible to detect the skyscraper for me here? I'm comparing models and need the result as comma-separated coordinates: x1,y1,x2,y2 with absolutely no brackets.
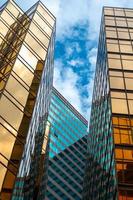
0,0,55,199
84,7,133,200
44,87,88,200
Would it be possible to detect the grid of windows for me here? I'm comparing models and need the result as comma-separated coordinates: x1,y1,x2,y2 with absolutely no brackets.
43,88,88,200
84,6,133,200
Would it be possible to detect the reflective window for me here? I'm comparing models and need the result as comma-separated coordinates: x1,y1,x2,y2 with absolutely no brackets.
110,77,124,89
108,58,121,69
24,33,47,60
120,45,132,54
107,43,119,52
111,99,128,114
0,95,23,130
13,59,34,87
37,4,55,26
125,78,133,90
33,13,52,36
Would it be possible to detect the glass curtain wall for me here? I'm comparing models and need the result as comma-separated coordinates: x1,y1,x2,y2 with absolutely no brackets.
84,6,133,200
0,1,55,199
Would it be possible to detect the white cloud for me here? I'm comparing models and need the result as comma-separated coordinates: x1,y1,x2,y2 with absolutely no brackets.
65,47,74,58
88,47,97,71
53,59,83,114
67,59,84,67
65,42,82,58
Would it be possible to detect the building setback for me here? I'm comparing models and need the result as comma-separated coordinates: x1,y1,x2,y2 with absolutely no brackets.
83,6,133,200
0,0,55,199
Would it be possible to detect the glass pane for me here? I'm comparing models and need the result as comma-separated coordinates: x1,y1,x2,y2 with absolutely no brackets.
107,44,119,52
6,1,20,18
19,45,38,71
0,95,23,130
125,11,133,17
108,59,121,69
122,60,133,71
120,45,132,53
29,22,49,48
37,4,55,26
104,8,114,15
106,31,117,38
0,124,15,160
114,10,125,16
33,13,52,36
13,59,34,87
118,31,129,39
1,10,15,26
24,33,47,60
125,78,133,90
0,20,8,37
116,20,127,27
111,99,128,114
111,92,126,99
110,77,124,89
5,75,29,106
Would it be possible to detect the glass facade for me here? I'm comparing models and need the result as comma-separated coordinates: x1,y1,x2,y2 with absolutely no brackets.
0,0,55,199
43,87,88,200
84,7,133,200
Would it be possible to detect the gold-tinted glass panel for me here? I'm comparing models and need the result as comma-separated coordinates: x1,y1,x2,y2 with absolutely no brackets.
1,10,15,26
6,1,20,18
0,95,23,130
0,124,15,160
24,33,46,60
5,75,29,106
29,22,49,48
125,78,133,90
13,59,34,87
0,19,8,37
107,43,119,52
37,4,55,26
19,45,38,71
118,31,130,39
120,45,132,54
111,99,128,114
110,77,124,89
122,60,133,70
111,92,126,99
108,59,122,69
104,8,114,15
33,13,52,36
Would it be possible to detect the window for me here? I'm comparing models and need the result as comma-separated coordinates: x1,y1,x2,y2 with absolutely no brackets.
125,78,133,90
111,99,128,114
110,77,124,89
120,44,132,54
107,43,119,52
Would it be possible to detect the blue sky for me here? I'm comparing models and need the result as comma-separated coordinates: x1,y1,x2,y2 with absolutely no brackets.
4,0,133,120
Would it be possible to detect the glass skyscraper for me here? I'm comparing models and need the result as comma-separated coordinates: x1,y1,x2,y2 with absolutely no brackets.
84,7,133,200
44,87,88,200
0,0,55,199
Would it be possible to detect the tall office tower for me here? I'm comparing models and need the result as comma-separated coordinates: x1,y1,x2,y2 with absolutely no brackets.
44,87,88,200
12,88,88,200
13,87,88,200
0,0,55,199
83,7,133,200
